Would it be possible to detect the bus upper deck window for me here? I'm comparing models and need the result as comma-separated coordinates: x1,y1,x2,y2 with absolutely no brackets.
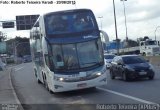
73,14,90,31
48,16,68,32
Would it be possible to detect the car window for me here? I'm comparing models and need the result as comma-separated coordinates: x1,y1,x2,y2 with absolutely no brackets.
112,56,119,63
117,57,123,64
122,56,146,64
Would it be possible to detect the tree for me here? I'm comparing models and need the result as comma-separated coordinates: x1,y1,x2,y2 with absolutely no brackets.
6,37,30,57
0,31,7,42
15,36,31,57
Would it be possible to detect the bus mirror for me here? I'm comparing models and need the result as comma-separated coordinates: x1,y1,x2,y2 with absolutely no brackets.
100,30,109,43
100,30,109,50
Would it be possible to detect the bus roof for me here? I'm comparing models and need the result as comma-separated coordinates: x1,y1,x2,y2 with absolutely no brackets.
43,9,93,17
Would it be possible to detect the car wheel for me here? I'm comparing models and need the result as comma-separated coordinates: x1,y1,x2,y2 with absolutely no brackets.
122,72,129,81
110,70,115,79
148,75,154,80
143,52,146,56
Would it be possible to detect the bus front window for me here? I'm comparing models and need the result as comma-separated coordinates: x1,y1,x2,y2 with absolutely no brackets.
77,38,103,68
51,44,79,70
51,38,103,72
51,45,64,69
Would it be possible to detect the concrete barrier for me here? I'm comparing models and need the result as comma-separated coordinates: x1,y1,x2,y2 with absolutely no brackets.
144,56,160,66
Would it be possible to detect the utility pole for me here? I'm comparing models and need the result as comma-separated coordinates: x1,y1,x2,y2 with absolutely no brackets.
113,0,119,55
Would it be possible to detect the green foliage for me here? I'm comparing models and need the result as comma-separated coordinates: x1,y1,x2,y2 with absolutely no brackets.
0,31,7,42
6,36,31,57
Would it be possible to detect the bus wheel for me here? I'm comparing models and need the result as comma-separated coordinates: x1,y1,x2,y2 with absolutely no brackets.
34,69,41,84
49,89,55,94
43,75,48,90
37,79,41,84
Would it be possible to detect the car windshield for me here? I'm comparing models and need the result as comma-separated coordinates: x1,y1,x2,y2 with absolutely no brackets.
104,55,115,59
45,11,97,34
122,56,147,64
50,38,103,72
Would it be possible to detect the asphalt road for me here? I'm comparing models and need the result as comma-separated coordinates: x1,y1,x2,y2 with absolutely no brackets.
11,63,160,110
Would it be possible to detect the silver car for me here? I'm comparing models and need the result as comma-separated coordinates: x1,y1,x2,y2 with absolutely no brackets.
104,54,116,69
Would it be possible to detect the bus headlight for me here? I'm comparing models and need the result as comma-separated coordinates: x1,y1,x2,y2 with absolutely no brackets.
96,72,102,76
54,76,64,82
96,67,106,76
59,77,64,81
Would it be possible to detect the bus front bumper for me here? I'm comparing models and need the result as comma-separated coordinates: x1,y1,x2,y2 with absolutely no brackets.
51,73,107,93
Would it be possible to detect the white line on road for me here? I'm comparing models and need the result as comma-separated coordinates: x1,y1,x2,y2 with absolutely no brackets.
97,87,159,105
15,67,24,71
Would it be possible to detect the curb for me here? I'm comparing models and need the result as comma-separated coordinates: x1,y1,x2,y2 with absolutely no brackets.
9,68,24,110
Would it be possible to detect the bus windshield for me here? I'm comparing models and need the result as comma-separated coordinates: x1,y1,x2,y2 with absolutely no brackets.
45,11,97,34
50,38,103,71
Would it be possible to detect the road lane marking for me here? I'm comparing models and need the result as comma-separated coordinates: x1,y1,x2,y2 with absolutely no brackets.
15,67,24,71
97,87,159,105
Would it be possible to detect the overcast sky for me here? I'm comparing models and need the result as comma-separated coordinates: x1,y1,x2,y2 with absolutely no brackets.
0,0,160,41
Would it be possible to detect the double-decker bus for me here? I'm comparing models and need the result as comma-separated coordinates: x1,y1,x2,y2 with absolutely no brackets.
30,9,107,93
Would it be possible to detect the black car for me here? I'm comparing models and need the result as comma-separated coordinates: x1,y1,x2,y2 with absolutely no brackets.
110,55,155,81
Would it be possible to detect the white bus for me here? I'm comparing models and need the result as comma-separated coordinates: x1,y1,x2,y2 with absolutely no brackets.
30,9,107,93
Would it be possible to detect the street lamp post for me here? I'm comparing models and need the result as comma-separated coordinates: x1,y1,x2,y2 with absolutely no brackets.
155,26,160,41
120,0,128,43
113,0,119,55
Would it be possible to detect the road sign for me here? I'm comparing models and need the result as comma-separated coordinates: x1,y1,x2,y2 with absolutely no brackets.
16,15,39,30
2,22,14,28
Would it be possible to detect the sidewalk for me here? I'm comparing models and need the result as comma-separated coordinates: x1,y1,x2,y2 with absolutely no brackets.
0,68,23,110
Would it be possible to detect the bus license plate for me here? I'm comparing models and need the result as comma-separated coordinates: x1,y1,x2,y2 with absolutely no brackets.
77,83,87,88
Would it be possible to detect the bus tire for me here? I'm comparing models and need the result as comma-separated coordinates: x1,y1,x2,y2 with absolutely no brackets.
37,79,41,84
49,89,55,94
43,74,48,90
34,69,41,84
